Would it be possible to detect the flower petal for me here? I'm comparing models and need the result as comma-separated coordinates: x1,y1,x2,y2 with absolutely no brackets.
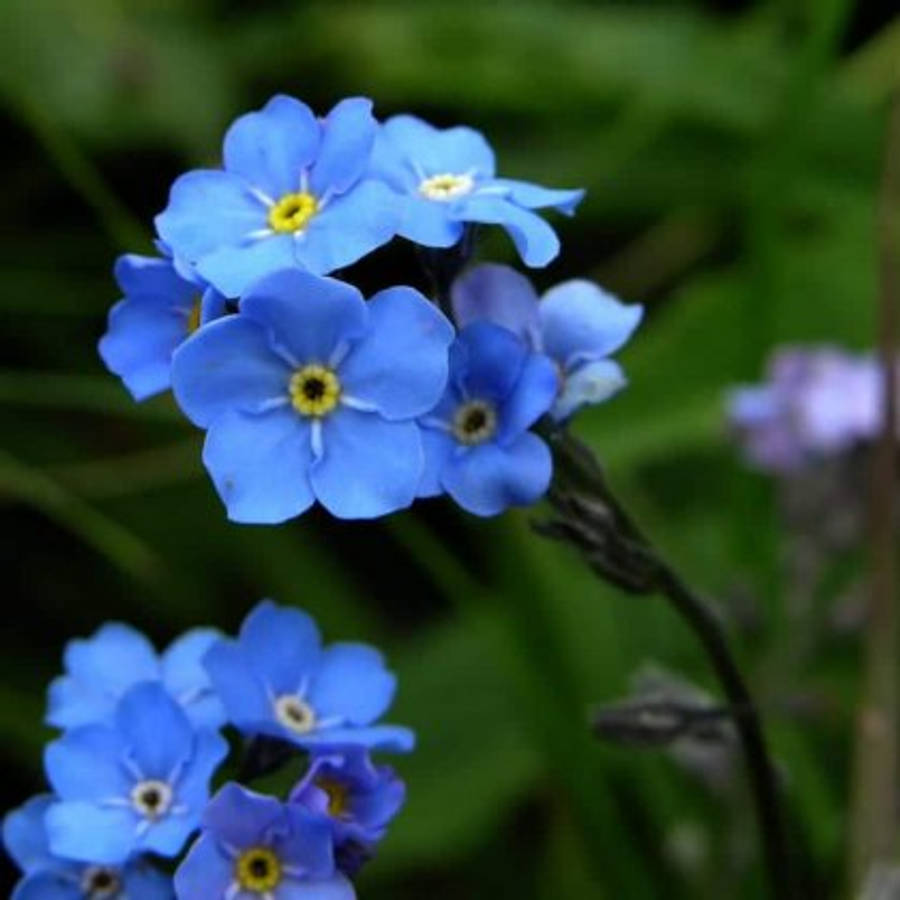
441,432,552,516
195,233,299,299
296,180,400,274
201,407,315,525
380,115,496,178
480,179,584,214
308,644,396,726
553,359,627,421
241,271,368,367
539,280,643,366
12,871,81,900
155,170,265,267
122,859,175,900
62,623,158,694
278,875,357,900
161,629,226,729
173,730,228,815
202,642,272,729
3,795,55,874
311,411,422,520
450,263,540,342
277,806,335,879
454,195,560,267
339,286,453,420
416,425,454,498
174,834,233,900
300,725,415,754
223,95,320,199
455,322,527,403
44,726,131,800
45,802,137,865
113,255,197,301
201,783,285,849
395,195,464,248
309,98,377,196
171,315,290,428
496,352,558,443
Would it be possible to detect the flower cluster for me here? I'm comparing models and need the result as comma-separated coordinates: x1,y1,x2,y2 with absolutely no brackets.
727,346,891,473
3,602,411,900
100,94,641,521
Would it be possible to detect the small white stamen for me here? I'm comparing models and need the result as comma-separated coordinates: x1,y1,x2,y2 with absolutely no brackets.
247,186,275,208
130,779,173,821
419,172,476,202
340,395,378,412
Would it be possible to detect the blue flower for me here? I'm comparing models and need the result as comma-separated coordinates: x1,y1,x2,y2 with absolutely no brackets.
44,683,228,865
98,254,227,401
174,783,355,900
451,264,643,421
3,795,173,900
289,747,405,876
203,601,414,753
418,321,557,516
47,622,226,731
156,95,400,298
368,115,584,267
171,269,453,523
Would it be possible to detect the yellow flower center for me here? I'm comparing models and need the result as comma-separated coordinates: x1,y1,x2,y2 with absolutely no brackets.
419,172,475,201
274,694,317,734
289,365,341,417
316,776,350,818
235,847,282,893
186,296,202,334
452,400,497,445
268,192,319,233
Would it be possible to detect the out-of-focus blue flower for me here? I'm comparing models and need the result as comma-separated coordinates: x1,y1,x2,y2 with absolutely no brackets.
3,795,173,900
47,623,226,731
451,264,642,421
728,346,887,473
171,270,453,523
174,783,355,900
368,115,584,267
418,321,558,516
99,254,227,401
44,683,227,865
203,601,414,753
156,95,400,297
289,747,405,876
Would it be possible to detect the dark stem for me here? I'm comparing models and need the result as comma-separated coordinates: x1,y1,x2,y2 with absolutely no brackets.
539,429,792,899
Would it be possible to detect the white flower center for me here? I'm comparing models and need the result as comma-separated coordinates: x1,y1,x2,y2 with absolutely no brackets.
274,695,317,735
452,399,498,446
130,779,173,820
419,172,475,201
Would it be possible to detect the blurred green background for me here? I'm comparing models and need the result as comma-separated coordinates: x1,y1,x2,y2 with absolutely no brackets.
1,0,895,897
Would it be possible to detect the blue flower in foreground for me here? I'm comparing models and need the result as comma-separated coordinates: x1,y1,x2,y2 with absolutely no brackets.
4,795,173,900
44,684,227,865
368,115,584,267
290,747,405,876
99,254,227,401
418,321,557,516
452,264,643,421
175,783,355,900
156,95,400,297
47,622,226,730
171,270,453,523
204,601,414,753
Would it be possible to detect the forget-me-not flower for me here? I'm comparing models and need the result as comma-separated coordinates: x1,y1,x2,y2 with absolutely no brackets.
290,747,405,876
47,622,226,731
451,264,643,421
368,115,584,267
99,253,226,402
203,601,414,753
171,270,453,523
156,95,400,297
174,783,355,900
418,321,558,516
44,683,227,865
3,795,173,900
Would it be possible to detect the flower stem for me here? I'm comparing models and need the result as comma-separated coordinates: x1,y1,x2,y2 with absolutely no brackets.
538,429,792,899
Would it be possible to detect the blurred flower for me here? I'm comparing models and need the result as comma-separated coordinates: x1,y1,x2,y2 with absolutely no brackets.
156,96,399,297
47,623,226,730
3,795,173,900
203,601,414,753
451,263,642,420
368,115,583,267
418,321,557,516
174,783,354,900
171,270,453,523
44,684,227,864
98,254,226,401
728,346,886,473
289,747,405,876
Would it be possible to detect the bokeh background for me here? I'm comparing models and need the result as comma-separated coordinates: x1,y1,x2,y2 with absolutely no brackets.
1,1,896,897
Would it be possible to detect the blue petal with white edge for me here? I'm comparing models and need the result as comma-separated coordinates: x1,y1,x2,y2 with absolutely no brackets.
201,408,316,525
310,410,422,519
450,263,539,342
308,644,396,726
338,286,454,420
539,280,643,365
553,359,627,421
